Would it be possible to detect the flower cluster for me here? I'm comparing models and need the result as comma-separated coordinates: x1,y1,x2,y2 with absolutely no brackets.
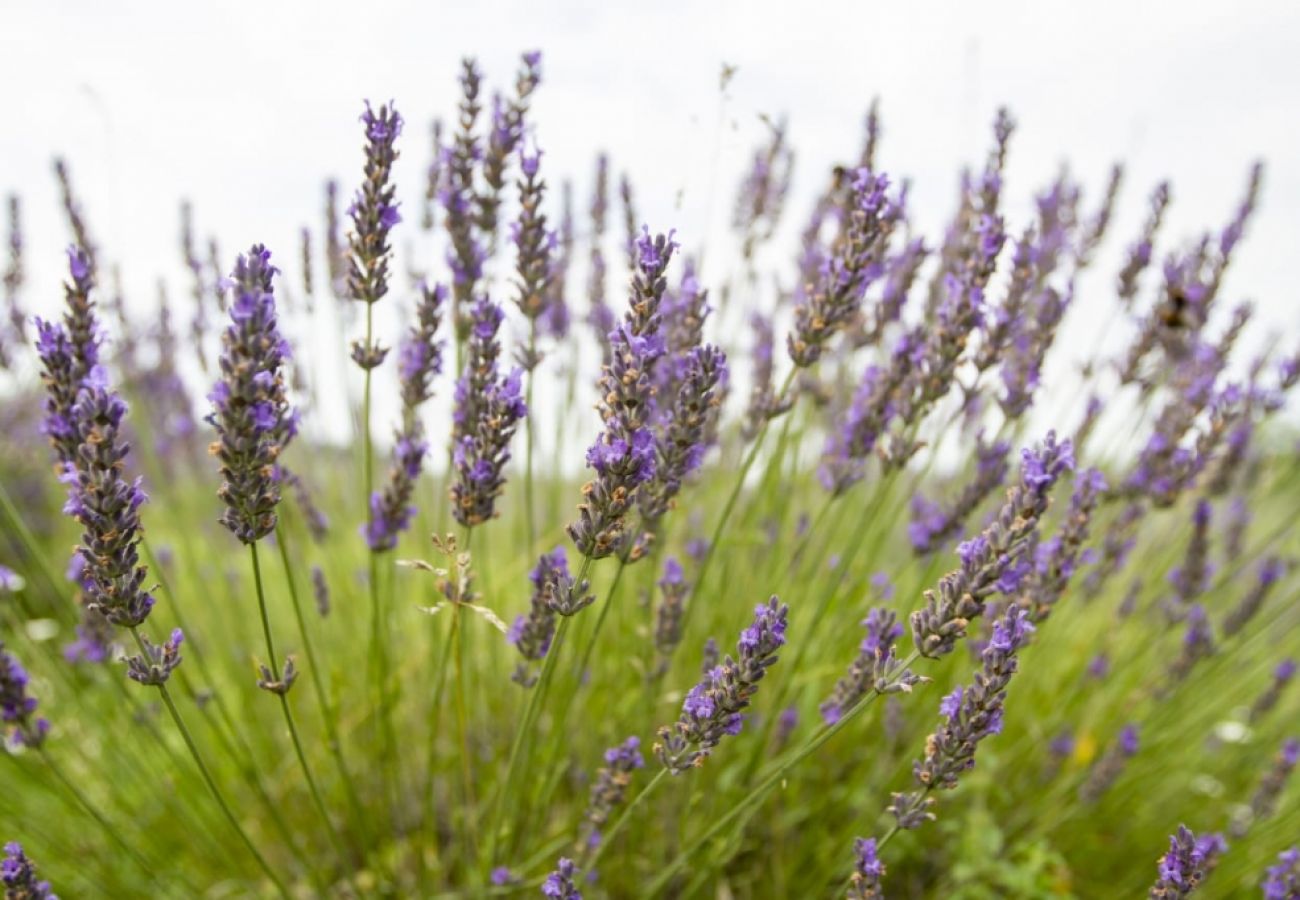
568,230,676,559
508,546,567,686
889,606,1035,830
655,596,787,774
1017,467,1107,622
651,557,690,677
787,169,898,367
1262,847,1300,900
1,843,56,899
820,608,925,725
449,296,527,527
635,343,727,533
366,282,445,550
509,145,557,333
346,101,403,308
1147,826,1219,899
477,51,541,242
847,837,885,900
207,246,295,544
1,642,49,748
541,857,581,899
1080,723,1140,803
442,59,486,311
1232,738,1300,837
908,433,1011,554
577,736,644,851
910,433,1073,658
125,628,185,687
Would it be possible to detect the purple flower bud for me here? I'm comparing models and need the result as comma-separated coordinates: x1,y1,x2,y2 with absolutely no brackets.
207,246,294,545
657,597,787,773
1,842,56,899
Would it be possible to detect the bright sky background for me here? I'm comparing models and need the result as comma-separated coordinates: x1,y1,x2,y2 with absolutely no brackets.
2,0,1298,444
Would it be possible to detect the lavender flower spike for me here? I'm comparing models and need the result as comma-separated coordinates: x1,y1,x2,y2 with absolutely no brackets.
2,843,57,899
1231,738,1300,837
63,385,157,628
911,433,1074,658
1,642,50,748
651,557,690,676
889,606,1035,830
656,596,787,774
1080,723,1140,803
541,857,582,899
1262,847,1300,900
1148,826,1215,898
509,547,567,687
207,246,295,545
578,736,644,852
568,230,675,558
788,169,899,367
449,296,527,527
820,608,925,725
636,343,727,531
847,837,885,899
347,101,402,307
366,282,445,549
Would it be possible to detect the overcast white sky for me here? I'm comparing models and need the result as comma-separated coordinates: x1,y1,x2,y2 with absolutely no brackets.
2,0,1298,442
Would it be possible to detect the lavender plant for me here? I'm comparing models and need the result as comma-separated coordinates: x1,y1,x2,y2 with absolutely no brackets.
1,52,1297,900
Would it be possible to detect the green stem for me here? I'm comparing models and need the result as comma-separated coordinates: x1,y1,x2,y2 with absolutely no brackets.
0,480,72,616
133,627,292,899
250,543,350,868
38,747,158,878
275,524,368,850
524,318,538,553
679,369,798,639
580,767,668,877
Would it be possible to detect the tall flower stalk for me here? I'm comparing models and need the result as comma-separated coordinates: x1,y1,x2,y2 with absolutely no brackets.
208,245,348,865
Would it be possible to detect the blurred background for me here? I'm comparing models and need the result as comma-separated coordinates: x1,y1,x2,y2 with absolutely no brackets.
2,0,1297,442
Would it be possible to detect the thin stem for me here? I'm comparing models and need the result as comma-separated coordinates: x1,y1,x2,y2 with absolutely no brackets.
524,318,538,553
0,480,71,616
679,369,798,638
579,766,669,878
452,599,479,865
275,524,369,852
38,747,157,878
132,627,292,899
250,543,350,868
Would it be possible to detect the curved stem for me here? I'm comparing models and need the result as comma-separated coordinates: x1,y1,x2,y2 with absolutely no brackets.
679,369,798,639
250,543,349,868
38,747,157,878
275,524,368,853
132,627,292,899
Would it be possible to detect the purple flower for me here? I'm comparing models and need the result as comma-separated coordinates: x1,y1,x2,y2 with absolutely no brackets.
1,843,56,899
1262,847,1300,900
568,231,676,559
541,857,581,899
1,642,49,748
657,597,788,773
449,296,528,527
789,169,900,367
890,606,1033,830
207,246,294,545
489,866,516,886
578,736,644,849
912,434,1072,658
1149,826,1215,897
847,836,885,899
125,628,184,687
652,557,692,675
510,547,569,686
347,101,402,307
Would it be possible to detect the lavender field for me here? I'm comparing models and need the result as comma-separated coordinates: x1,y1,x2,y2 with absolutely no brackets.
1,23,1299,900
